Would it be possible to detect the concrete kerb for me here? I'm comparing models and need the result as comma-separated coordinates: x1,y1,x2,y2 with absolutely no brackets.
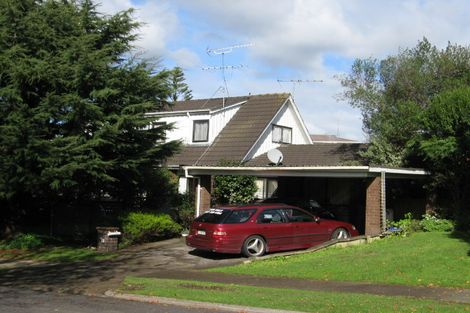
245,234,382,263
104,290,304,313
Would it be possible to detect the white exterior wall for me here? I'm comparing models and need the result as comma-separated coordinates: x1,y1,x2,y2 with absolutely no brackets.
245,101,311,160
208,105,240,142
153,104,241,145
156,112,209,144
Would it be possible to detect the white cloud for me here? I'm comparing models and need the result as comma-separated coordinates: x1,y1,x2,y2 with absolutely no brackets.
175,0,470,69
169,48,202,68
97,0,132,15
99,0,179,59
97,0,470,142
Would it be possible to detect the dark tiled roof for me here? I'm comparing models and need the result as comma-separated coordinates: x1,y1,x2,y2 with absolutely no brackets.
164,96,249,112
310,134,359,143
165,93,290,166
244,143,368,167
166,145,209,167
195,93,290,165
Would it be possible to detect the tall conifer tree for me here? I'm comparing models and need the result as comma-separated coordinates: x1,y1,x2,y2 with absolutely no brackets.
0,0,180,227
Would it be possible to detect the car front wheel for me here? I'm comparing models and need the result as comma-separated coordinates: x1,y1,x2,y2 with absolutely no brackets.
331,228,350,240
242,235,266,257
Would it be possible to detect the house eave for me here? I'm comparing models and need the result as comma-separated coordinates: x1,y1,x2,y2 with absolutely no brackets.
145,101,246,117
181,165,428,178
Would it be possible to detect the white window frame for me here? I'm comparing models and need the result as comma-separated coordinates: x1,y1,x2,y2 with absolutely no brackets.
272,124,292,144
193,120,209,143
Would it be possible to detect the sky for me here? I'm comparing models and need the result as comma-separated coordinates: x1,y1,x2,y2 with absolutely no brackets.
99,0,470,142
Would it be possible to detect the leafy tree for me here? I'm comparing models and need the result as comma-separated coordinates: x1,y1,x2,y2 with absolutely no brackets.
167,66,192,102
409,87,470,230
340,38,470,230
0,0,180,231
340,38,470,166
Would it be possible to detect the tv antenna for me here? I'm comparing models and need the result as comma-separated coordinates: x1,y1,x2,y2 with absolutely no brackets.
202,65,246,71
277,79,324,96
205,43,254,96
206,43,254,56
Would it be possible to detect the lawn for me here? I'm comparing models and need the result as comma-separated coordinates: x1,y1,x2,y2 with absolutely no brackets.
0,246,116,263
121,277,469,313
210,232,470,288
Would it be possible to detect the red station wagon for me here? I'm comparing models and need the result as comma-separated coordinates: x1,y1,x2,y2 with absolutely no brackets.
186,204,359,257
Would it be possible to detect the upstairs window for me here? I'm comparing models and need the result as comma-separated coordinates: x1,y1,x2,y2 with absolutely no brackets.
151,121,166,129
193,120,209,142
272,125,292,144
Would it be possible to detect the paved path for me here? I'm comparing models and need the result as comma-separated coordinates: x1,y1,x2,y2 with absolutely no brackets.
0,238,245,294
0,287,236,313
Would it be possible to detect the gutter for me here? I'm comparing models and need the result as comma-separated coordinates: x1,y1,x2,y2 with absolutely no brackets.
181,165,428,177
145,101,246,117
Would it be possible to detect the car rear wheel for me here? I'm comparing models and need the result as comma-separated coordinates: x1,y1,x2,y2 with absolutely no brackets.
242,235,266,257
331,228,350,240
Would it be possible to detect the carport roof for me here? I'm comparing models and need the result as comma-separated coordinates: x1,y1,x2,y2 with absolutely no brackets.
245,143,368,167
182,165,428,178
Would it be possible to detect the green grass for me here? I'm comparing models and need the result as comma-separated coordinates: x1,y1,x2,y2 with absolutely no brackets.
0,246,116,263
210,232,470,288
121,277,469,313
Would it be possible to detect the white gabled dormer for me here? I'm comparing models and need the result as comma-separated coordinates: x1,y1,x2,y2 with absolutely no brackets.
243,95,312,161
146,100,246,145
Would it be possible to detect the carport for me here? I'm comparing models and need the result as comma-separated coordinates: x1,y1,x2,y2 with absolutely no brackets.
182,165,427,236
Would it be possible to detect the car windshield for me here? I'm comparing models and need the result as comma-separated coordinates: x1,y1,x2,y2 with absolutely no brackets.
195,208,256,224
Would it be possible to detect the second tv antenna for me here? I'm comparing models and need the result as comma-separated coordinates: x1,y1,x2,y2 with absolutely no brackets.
277,79,324,96
205,43,253,96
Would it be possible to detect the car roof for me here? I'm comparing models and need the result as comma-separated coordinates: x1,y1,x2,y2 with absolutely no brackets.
216,203,297,210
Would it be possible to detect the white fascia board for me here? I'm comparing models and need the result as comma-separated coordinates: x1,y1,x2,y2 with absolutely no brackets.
146,109,209,117
287,95,313,144
145,101,246,117
241,98,290,162
210,101,246,114
183,166,371,178
369,167,428,175
182,165,428,178
313,140,362,144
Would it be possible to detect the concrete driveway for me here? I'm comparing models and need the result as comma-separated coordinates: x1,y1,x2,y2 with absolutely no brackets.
0,237,246,295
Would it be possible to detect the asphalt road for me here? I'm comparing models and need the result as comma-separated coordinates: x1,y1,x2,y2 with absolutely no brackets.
0,287,232,313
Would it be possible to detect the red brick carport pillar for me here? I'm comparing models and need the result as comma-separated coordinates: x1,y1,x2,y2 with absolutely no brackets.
195,175,212,216
365,173,385,236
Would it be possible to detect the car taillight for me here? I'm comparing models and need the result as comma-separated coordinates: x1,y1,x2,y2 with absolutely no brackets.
213,231,227,236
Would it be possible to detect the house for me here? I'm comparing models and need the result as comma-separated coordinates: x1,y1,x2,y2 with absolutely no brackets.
310,134,361,143
147,93,428,236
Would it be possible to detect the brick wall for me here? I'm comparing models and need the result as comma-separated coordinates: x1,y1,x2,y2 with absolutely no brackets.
96,227,119,252
199,175,212,213
365,176,382,236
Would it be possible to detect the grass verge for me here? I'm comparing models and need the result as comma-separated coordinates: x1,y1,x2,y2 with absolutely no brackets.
210,232,470,288
0,246,115,263
121,277,469,313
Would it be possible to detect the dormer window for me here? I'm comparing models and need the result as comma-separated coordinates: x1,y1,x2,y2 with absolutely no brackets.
272,124,292,144
193,120,209,142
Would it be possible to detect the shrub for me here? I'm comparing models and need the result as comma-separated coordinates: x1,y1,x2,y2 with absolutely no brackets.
121,212,182,244
174,193,195,230
388,213,422,236
3,233,44,250
420,214,454,232
214,175,257,204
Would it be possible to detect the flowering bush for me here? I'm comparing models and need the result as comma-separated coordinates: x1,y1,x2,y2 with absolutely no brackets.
419,214,454,232
388,213,422,236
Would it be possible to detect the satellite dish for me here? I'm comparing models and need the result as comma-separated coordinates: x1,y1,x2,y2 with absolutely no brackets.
267,148,284,165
